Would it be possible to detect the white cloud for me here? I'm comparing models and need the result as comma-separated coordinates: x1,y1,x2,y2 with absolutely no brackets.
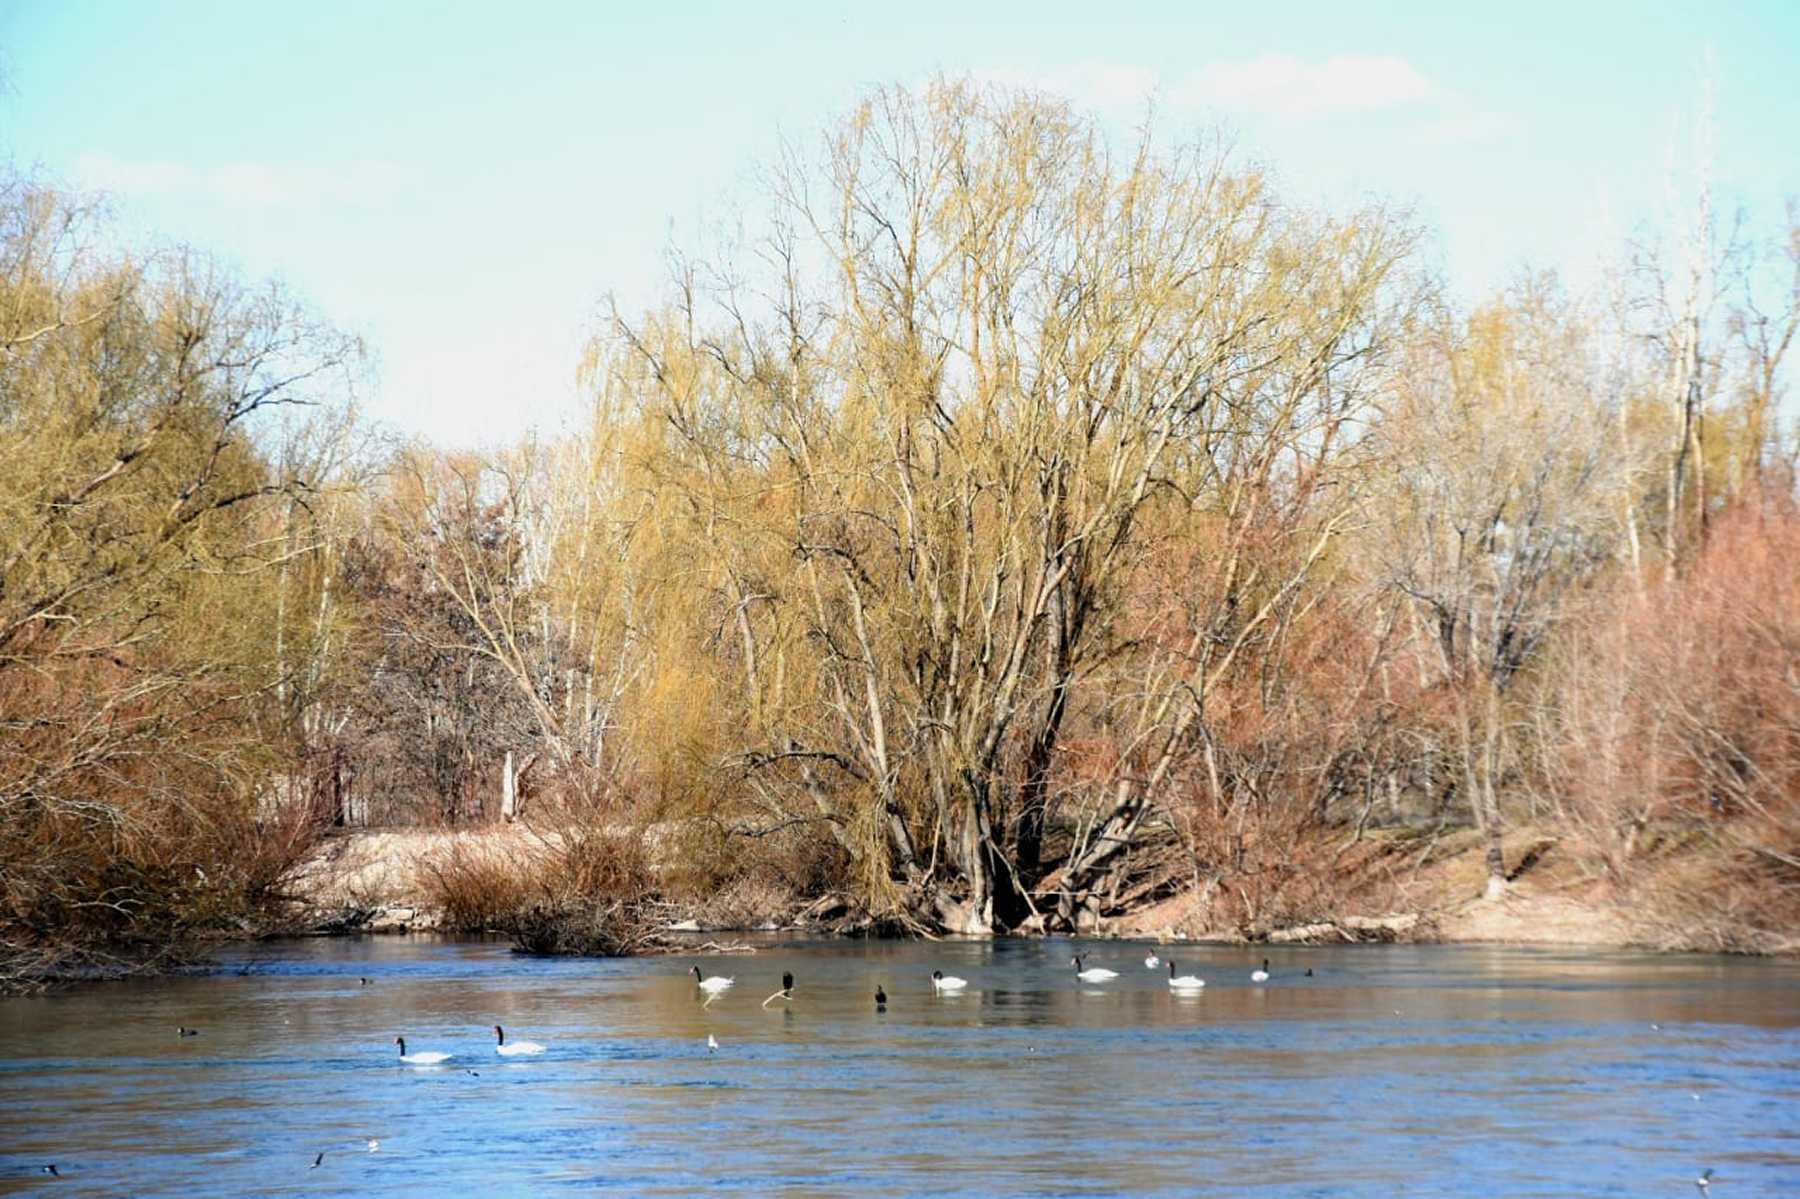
73,153,407,210
1174,54,1434,118
985,61,1160,110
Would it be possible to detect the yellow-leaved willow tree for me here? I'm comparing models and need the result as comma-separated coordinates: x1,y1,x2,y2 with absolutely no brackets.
603,82,1415,932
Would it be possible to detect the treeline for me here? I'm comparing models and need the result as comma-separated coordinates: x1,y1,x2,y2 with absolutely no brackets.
4,83,1798,981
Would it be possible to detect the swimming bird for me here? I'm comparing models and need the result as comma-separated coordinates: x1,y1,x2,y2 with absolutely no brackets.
1304,968,1314,977
875,985,887,1010
1251,958,1271,983
1696,1167,1714,1195
1144,952,1160,969
931,970,968,992
359,977,372,986
691,965,735,995
707,1034,719,1053
1167,961,1206,990
393,1036,451,1065
176,1026,199,1037
367,1140,379,1153
311,1152,324,1169
42,1165,59,1177
1072,955,1119,982
762,971,796,1008
493,1025,546,1056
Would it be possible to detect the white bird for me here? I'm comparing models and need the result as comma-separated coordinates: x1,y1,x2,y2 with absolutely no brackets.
1251,958,1271,983
691,965,735,994
367,1140,380,1153
706,1034,719,1053
1166,961,1206,990
493,1025,546,1056
393,1036,451,1065
1144,953,1160,969
931,970,968,992
1071,955,1119,982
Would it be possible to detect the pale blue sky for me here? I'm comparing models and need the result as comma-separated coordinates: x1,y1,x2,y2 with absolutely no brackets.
3,2,1797,446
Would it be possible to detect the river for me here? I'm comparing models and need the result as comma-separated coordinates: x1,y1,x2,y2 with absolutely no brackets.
2,937,1797,1196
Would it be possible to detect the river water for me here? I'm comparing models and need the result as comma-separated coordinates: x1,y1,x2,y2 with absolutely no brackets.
1,936,1797,1196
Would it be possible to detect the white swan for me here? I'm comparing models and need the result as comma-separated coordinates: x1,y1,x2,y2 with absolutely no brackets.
1251,958,1271,983
931,970,968,992
493,1025,546,1056
1143,953,1160,969
691,965,735,994
1166,961,1206,990
1071,955,1119,982
393,1036,451,1065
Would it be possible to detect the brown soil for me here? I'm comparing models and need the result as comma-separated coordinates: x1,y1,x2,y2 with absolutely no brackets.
292,823,1792,953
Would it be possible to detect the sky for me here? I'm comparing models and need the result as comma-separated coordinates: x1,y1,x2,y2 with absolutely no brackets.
2,1,1797,448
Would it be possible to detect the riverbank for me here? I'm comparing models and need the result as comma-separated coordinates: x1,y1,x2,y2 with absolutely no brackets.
286,823,1799,956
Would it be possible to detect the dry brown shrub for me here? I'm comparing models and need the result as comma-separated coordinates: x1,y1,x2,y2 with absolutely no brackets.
1556,492,1800,945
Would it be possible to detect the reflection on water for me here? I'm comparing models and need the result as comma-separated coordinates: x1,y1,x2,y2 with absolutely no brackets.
2,937,1798,1196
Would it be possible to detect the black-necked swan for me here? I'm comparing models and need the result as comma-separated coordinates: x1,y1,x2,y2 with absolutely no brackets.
1696,1168,1715,1195
762,971,795,1007
930,970,967,992
1071,955,1118,982
41,1165,59,1178
875,985,887,1009
1144,952,1161,968
393,1036,451,1065
176,1026,199,1037
706,1034,719,1053
311,1152,324,1169
1167,961,1206,990
1251,958,1271,982
493,1025,545,1056
691,964,735,994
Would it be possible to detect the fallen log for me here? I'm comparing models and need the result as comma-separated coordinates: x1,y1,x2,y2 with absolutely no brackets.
1266,912,1421,944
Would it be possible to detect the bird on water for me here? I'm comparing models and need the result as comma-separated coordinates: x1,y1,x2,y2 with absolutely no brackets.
394,1036,451,1065
763,971,796,1007
493,1025,546,1056
1072,955,1119,982
1167,960,1206,990
875,985,888,1011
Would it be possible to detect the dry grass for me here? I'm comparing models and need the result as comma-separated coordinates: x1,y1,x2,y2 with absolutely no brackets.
417,822,658,954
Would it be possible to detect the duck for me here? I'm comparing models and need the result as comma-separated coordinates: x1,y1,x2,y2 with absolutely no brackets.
1071,955,1119,982
762,971,795,1008
691,965,735,994
393,1036,451,1065
493,1025,546,1056
1144,952,1160,969
1167,961,1206,990
930,970,968,992
1251,958,1271,983
875,985,887,1010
